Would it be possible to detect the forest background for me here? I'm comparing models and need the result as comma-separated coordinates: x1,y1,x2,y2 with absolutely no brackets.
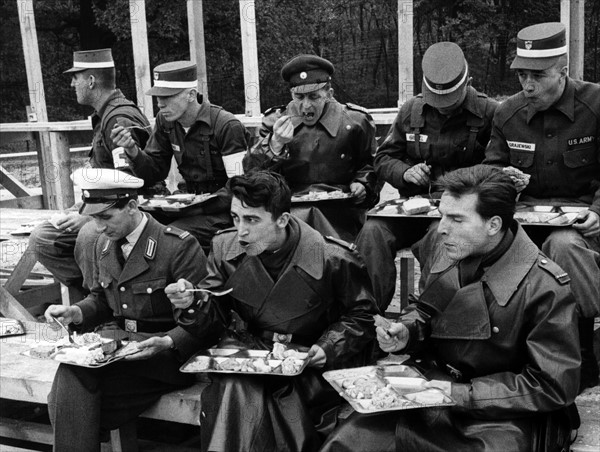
0,0,599,125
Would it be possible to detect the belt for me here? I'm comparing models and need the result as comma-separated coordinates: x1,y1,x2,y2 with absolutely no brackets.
115,317,175,334
248,327,313,347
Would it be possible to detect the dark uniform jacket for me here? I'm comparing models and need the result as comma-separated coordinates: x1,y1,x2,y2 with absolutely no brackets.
128,98,250,213
75,214,209,359
90,89,150,169
376,87,498,197
401,223,580,450
177,216,377,369
484,78,600,218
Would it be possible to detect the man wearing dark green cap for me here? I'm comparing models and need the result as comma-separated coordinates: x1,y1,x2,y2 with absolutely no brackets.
244,54,378,242
356,42,498,311
111,60,250,252
43,168,217,451
29,48,155,302
485,22,600,392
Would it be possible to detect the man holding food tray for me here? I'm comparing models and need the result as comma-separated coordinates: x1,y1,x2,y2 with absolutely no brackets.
165,171,378,452
29,48,160,303
111,60,251,253
321,165,580,452
484,22,600,392
355,42,498,311
243,54,379,242
43,169,220,451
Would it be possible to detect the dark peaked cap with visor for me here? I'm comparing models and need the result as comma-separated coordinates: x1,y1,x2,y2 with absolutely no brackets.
64,48,114,74
72,168,143,216
146,61,199,97
510,22,567,71
421,42,469,109
281,54,334,94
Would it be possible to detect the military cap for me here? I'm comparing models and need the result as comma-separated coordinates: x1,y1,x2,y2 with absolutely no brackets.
281,54,334,94
510,22,567,71
64,49,115,74
421,42,469,109
72,168,143,216
146,61,199,97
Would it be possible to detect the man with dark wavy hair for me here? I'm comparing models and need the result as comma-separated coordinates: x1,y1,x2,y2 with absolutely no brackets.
322,165,580,452
166,170,378,452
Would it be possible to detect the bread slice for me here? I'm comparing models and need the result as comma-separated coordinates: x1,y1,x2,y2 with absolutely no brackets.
403,198,431,215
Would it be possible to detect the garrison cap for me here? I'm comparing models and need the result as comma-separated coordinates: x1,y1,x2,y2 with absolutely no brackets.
510,22,567,71
64,49,115,74
72,168,143,216
421,42,469,109
281,54,334,94
146,61,199,97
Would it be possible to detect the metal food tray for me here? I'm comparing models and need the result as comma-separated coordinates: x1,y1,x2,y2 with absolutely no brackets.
23,340,138,368
291,192,354,204
514,205,584,227
139,194,217,213
0,318,26,337
367,198,440,218
180,348,310,376
323,365,455,414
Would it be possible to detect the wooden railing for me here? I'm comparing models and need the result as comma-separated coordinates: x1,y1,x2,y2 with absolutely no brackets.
0,108,399,210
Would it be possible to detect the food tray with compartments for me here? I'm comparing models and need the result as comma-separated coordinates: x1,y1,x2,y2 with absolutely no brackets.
291,191,354,204
514,205,587,227
180,347,310,376
367,198,440,218
139,193,217,213
323,365,455,414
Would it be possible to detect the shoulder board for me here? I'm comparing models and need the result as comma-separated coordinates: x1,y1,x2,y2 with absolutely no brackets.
164,226,191,240
215,227,237,236
476,92,489,99
263,105,287,116
325,235,357,251
537,256,570,285
345,103,370,114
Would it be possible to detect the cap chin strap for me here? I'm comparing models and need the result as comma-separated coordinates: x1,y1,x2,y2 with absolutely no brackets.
423,62,469,95
516,46,567,58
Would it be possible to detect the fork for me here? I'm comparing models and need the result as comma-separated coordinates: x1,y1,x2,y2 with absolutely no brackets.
186,287,233,296
52,317,77,346
123,124,153,131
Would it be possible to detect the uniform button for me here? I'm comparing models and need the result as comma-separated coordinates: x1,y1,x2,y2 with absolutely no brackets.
122,304,128,309
120,286,126,292
492,326,500,333
517,160,522,165
546,160,553,165
546,133,553,138
541,259,548,265
187,309,195,314
582,158,588,163
346,125,351,130
166,227,172,232
146,288,153,294
340,154,345,159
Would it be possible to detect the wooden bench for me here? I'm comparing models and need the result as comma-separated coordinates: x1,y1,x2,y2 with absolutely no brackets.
0,319,207,451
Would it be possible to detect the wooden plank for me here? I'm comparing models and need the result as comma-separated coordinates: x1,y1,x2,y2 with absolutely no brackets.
239,0,261,117
0,195,44,210
561,0,584,81
39,132,75,209
0,120,92,133
129,0,153,118
0,287,36,321
187,0,208,95
3,245,37,295
0,165,33,198
397,0,414,106
0,417,53,445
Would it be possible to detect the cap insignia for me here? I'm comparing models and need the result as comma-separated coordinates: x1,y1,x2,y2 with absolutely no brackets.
300,71,307,80
525,41,533,50
154,72,159,80
436,84,443,90
83,190,90,198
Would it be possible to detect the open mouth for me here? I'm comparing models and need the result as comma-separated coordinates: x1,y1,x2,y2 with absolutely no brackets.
238,240,250,248
303,113,315,120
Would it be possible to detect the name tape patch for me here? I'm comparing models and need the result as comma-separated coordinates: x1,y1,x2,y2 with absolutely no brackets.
568,136,595,146
507,141,535,152
171,144,181,152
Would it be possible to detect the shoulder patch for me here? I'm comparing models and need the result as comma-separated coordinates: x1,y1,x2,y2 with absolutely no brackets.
263,105,287,116
325,235,357,251
215,227,237,235
145,237,157,259
537,256,570,285
164,226,190,240
345,103,370,115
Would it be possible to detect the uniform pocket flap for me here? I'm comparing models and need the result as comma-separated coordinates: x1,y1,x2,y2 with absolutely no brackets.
563,146,595,168
509,149,534,168
132,278,167,295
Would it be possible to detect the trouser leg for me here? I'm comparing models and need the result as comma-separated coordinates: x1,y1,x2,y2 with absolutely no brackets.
74,220,103,291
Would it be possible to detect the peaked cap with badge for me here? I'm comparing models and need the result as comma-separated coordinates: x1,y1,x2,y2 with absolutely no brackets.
146,61,199,97
64,48,115,74
421,42,469,109
72,168,143,216
510,22,567,71
281,54,335,94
